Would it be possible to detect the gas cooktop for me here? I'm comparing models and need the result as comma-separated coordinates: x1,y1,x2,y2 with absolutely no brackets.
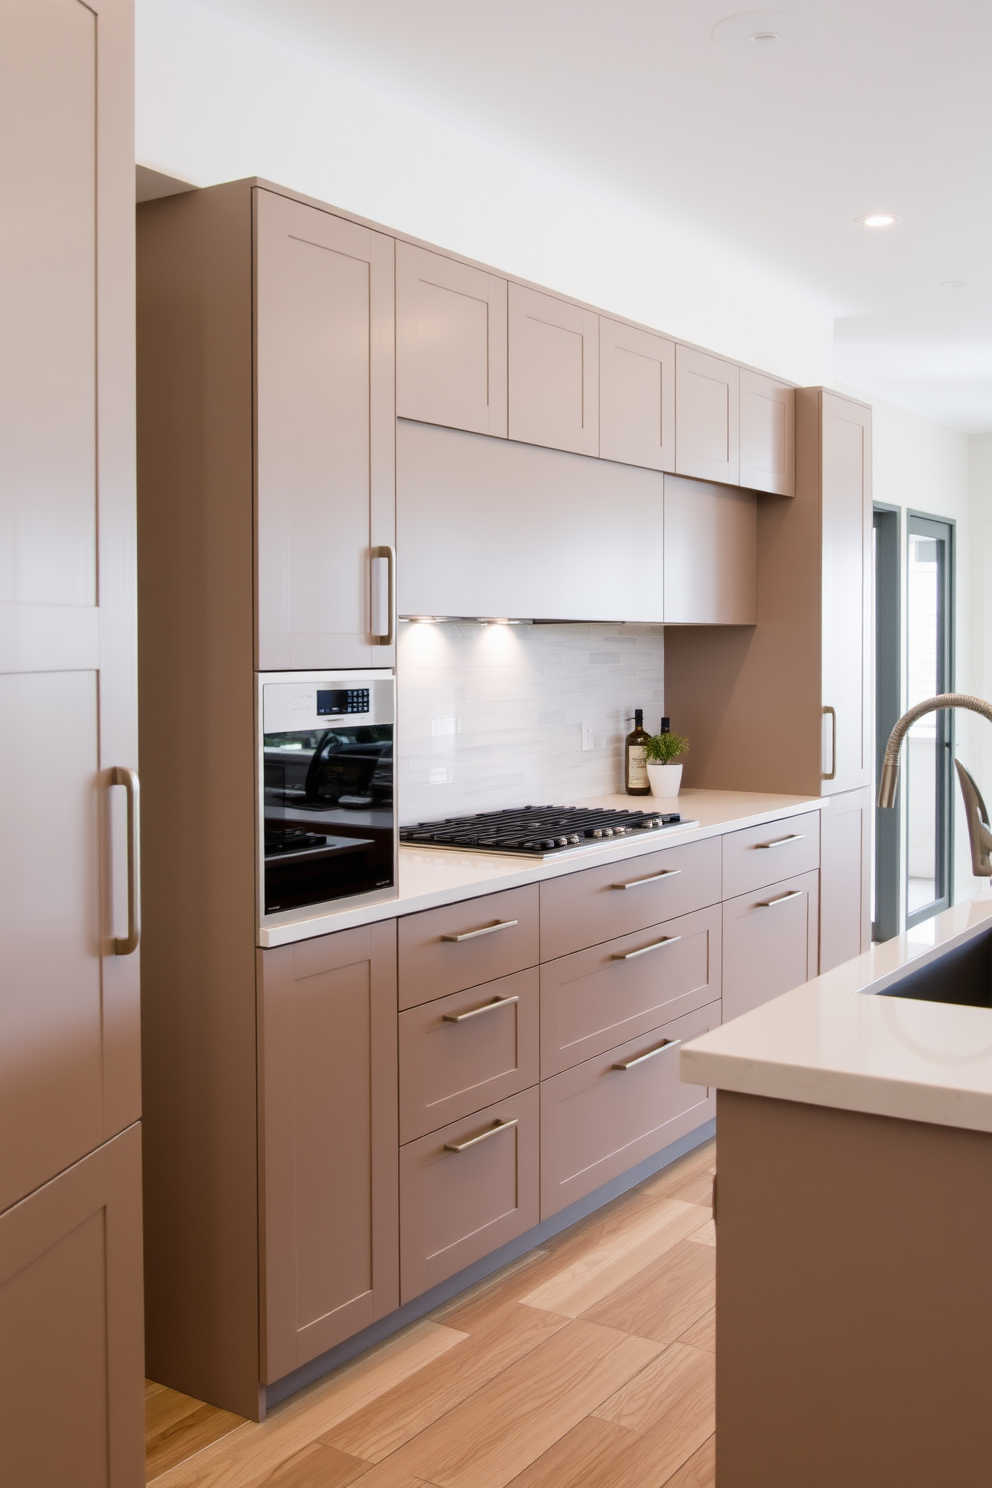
399,804,696,857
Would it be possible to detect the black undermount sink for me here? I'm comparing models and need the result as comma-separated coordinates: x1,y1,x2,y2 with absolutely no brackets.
878,927,992,1010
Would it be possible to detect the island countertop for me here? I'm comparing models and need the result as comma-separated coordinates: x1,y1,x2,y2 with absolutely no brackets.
681,891,992,1135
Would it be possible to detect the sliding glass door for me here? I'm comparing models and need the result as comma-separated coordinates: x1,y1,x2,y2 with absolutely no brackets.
904,514,953,928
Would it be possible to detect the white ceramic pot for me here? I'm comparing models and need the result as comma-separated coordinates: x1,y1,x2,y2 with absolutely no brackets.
647,762,682,798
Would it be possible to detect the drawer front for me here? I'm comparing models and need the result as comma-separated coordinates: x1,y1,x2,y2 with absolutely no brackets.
540,1000,718,1220
722,868,819,1023
398,885,539,1010
722,812,820,898
541,904,721,1078
399,968,539,1143
540,836,721,961
399,1086,540,1303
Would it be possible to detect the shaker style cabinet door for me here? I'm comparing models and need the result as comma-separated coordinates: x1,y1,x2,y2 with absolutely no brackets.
739,370,795,496
255,189,396,670
722,869,819,1023
508,284,599,456
258,922,399,1383
599,319,675,472
395,242,507,437
663,475,757,625
675,345,740,484
819,787,871,973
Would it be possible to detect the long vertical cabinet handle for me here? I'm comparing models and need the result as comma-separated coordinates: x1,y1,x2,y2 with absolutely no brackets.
822,705,837,781
371,545,395,646
110,766,140,955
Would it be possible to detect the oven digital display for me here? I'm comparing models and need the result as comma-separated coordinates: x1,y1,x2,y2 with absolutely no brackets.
316,688,370,716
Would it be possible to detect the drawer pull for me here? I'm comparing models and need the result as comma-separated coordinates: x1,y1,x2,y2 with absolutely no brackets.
441,918,518,943
754,833,805,850
443,995,519,1023
444,1117,518,1153
757,889,803,909
611,868,682,890
612,934,681,961
613,1038,681,1071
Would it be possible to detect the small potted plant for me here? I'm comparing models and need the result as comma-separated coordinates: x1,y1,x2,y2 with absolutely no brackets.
644,727,690,798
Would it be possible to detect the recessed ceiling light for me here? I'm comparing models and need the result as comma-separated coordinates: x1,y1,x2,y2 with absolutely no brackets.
855,213,901,228
713,11,816,46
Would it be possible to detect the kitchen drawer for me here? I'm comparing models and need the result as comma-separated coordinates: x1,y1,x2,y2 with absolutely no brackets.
400,1086,539,1303
539,836,721,961
721,812,820,899
399,968,539,1142
540,1000,718,1220
398,885,539,1010
722,868,819,1023
541,904,721,1078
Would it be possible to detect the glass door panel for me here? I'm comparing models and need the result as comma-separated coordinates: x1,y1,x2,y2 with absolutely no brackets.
905,516,952,928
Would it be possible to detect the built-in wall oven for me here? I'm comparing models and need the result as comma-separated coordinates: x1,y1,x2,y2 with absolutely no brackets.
258,670,397,935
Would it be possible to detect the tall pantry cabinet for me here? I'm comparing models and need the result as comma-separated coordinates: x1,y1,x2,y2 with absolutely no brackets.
0,2,144,1484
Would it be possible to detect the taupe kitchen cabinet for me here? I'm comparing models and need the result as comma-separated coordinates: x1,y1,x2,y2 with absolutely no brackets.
722,870,820,1022
662,475,757,625
739,370,795,496
1,1,144,1482
256,189,396,668
599,319,676,472
507,284,599,456
819,787,872,972
395,242,507,437
258,923,398,1383
674,345,740,484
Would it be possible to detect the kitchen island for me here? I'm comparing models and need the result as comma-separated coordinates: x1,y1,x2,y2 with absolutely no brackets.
681,892,992,1488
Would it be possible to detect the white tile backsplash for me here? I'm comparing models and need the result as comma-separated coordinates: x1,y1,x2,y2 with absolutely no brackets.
397,620,665,824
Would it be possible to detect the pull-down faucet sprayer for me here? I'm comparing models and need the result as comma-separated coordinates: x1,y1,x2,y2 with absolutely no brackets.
877,692,992,876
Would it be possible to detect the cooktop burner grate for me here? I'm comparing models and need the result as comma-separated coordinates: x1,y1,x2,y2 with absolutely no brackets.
400,804,688,856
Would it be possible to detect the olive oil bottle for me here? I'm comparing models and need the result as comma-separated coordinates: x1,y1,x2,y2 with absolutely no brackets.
624,709,651,795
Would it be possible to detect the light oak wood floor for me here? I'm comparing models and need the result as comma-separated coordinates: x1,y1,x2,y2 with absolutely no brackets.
147,1139,716,1488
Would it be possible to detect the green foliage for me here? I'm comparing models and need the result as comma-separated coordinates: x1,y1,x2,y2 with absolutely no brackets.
644,730,690,764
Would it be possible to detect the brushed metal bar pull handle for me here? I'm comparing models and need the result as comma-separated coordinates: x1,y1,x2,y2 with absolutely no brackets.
371,545,395,646
613,1038,681,1071
441,918,518,943
612,868,682,890
757,889,803,909
822,705,837,781
443,995,520,1023
444,1118,519,1153
111,766,140,955
754,834,805,850
612,934,681,961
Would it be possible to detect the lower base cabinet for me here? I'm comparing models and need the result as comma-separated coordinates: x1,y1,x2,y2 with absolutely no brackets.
722,869,819,1023
540,999,719,1220
400,1086,540,1303
0,1125,145,1488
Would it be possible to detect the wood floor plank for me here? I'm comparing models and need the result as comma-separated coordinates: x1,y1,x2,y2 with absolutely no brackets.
667,1169,716,1210
324,1302,570,1463
520,1200,709,1319
356,1320,663,1488
582,1236,714,1346
244,1440,371,1487
677,1307,715,1354
148,1321,468,1488
663,1434,715,1488
501,1415,637,1488
146,1384,249,1481
687,1220,715,1247
640,1143,715,1201
593,1340,714,1437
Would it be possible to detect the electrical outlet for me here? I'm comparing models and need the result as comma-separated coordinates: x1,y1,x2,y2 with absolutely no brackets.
581,721,594,751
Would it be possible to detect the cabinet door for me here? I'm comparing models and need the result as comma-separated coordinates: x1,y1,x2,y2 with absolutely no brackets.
820,392,872,795
255,189,396,670
0,1125,144,1488
675,346,740,484
739,371,795,496
819,787,871,973
600,319,675,472
663,475,757,624
259,922,399,1383
508,284,598,455
396,242,507,437
722,870,819,1023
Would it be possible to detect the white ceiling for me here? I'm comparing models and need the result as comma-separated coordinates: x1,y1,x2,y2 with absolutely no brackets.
166,0,992,431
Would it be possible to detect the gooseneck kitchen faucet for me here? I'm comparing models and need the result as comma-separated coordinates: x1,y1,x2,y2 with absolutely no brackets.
877,692,992,876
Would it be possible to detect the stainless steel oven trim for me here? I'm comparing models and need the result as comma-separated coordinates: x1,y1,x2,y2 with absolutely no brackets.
256,668,398,945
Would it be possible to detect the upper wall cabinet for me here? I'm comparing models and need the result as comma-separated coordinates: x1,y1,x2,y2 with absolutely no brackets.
255,190,396,670
675,346,740,485
599,320,675,473
395,243,507,438
508,285,599,456
739,370,795,496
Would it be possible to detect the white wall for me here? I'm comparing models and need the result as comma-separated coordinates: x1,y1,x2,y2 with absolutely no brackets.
135,0,835,387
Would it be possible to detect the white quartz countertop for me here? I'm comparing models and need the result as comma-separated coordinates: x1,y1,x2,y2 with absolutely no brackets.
260,788,825,947
681,892,992,1135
